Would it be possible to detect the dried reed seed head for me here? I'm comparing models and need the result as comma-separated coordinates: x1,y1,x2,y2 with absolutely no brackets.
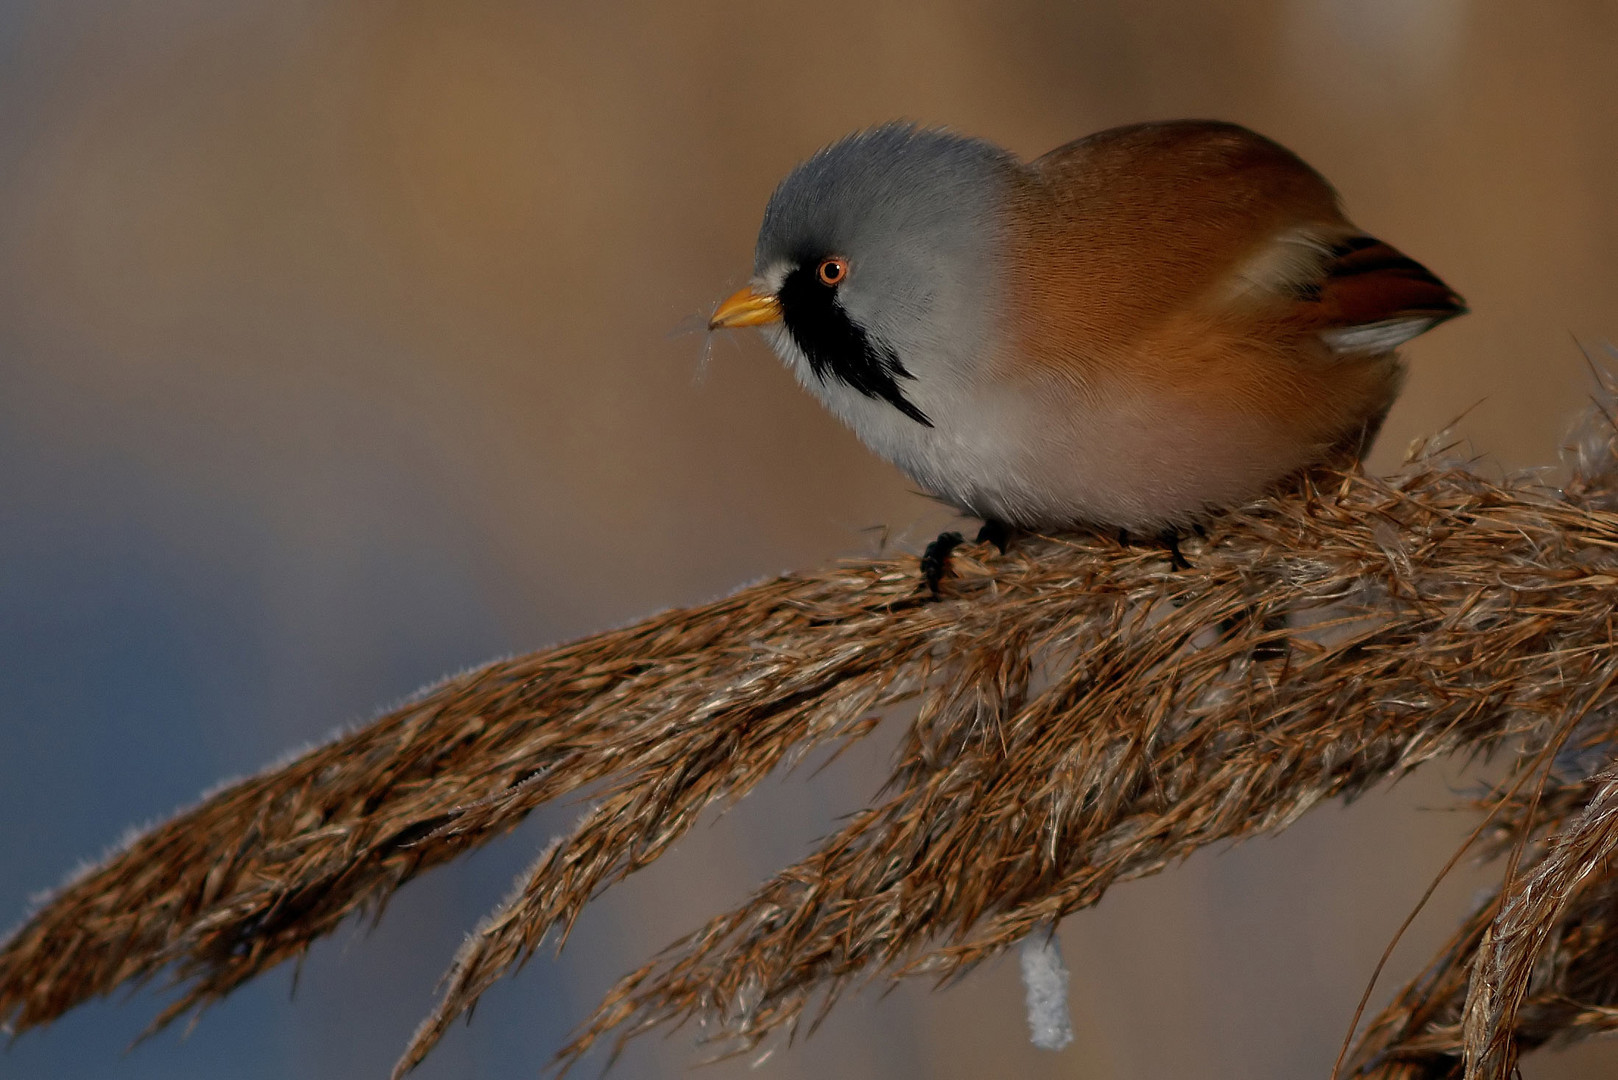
2,391,1618,1076
1346,761,1618,1079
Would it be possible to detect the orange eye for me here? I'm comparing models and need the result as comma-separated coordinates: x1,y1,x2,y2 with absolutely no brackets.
817,257,848,286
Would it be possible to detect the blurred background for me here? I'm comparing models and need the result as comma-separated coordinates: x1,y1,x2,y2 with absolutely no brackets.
2,2,1616,1077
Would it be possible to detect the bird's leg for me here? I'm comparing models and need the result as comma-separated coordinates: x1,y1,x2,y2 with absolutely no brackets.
975,518,1012,553
1158,529,1191,571
920,531,966,596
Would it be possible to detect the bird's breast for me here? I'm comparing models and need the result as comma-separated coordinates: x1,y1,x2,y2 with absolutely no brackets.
772,312,1401,530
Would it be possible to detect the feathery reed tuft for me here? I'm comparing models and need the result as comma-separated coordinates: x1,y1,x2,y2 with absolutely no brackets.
1345,763,1618,1079
5,377,1618,1077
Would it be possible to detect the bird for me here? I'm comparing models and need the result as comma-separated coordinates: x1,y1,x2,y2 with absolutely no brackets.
708,120,1465,578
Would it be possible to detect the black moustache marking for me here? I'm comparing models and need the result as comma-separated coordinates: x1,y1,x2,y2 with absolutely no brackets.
775,264,932,427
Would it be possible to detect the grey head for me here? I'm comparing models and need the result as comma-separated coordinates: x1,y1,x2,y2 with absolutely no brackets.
752,123,1019,428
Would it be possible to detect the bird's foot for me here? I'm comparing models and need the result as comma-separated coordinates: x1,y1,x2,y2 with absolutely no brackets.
918,519,1012,597
1115,527,1192,569
920,531,966,596
1159,529,1191,571
975,518,1011,553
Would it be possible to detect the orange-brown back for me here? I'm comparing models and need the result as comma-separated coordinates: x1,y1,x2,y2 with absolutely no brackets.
1004,120,1462,368
994,120,1464,502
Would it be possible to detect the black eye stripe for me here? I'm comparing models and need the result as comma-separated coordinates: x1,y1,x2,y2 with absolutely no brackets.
776,264,932,427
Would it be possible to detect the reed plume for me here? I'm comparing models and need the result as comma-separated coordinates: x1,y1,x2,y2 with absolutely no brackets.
4,375,1618,1078
1345,763,1618,1079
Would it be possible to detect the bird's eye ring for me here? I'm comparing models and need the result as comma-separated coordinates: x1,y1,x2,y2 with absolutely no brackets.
816,258,848,286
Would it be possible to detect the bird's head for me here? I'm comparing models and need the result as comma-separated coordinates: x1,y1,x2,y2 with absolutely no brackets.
709,123,1017,427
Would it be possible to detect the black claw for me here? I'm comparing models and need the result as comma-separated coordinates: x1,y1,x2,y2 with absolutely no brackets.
920,531,965,596
975,518,1011,553
1159,529,1191,571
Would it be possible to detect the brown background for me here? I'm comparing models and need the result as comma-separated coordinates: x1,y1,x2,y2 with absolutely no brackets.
2,3,1616,1078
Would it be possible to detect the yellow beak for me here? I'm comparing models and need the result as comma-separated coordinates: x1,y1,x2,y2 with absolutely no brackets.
708,285,782,330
